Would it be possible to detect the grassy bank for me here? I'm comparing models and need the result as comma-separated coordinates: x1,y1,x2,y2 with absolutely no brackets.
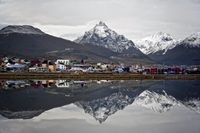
0,72,200,80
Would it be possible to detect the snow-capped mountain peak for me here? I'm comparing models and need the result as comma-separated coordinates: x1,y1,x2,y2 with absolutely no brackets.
151,32,173,41
0,25,45,35
95,21,108,28
91,21,110,38
136,32,178,55
181,32,200,47
74,21,136,53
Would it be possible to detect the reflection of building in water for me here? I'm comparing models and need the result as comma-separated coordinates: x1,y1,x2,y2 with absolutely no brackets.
31,80,42,88
96,80,111,84
1,80,30,89
0,80,5,85
73,80,93,87
41,80,56,88
55,80,70,88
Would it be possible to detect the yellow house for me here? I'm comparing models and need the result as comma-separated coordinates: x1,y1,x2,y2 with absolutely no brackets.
48,64,56,72
42,60,56,72
42,60,48,68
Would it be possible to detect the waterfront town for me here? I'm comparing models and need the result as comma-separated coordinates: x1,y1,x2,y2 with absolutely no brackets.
0,56,199,74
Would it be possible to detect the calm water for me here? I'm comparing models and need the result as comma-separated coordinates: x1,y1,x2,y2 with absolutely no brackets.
0,80,200,133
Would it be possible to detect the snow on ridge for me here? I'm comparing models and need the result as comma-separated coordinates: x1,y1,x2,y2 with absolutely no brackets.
181,32,200,48
136,32,178,55
136,32,200,55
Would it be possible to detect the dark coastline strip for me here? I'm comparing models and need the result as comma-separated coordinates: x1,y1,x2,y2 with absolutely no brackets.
0,73,200,80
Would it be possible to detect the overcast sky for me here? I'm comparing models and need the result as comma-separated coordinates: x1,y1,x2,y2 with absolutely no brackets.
0,0,200,41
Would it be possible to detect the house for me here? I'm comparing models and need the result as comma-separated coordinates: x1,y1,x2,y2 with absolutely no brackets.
55,59,70,71
70,67,87,72
30,59,41,67
144,67,158,74
48,62,56,72
113,67,124,73
28,67,38,72
6,63,26,72
38,67,49,72
42,60,49,68
0,58,6,72
18,58,25,64
69,64,93,72
56,63,67,71
42,60,56,72
10,57,19,63
2,57,9,63
97,63,110,71
55,59,70,65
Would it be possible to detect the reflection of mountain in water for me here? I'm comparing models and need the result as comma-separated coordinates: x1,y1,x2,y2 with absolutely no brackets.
184,99,200,113
75,90,181,123
0,110,44,119
134,90,180,113
0,80,200,122
76,89,200,123
134,90,200,114
76,92,134,123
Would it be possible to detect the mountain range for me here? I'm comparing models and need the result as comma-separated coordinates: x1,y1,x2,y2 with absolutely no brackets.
0,24,152,64
136,32,200,65
0,22,200,65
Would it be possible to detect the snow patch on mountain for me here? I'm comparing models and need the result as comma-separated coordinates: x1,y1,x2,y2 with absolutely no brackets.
74,21,136,53
134,90,180,113
0,25,45,35
180,32,200,48
136,32,178,55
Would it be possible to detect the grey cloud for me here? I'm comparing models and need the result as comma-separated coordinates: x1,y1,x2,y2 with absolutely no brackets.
0,0,200,40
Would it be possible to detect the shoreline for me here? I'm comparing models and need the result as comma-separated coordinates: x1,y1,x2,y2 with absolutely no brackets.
0,73,200,80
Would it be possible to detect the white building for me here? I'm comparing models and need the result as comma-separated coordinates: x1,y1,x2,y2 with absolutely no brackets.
56,63,67,71
55,59,70,71
6,63,26,69
55,59,70,65
100,64,109,70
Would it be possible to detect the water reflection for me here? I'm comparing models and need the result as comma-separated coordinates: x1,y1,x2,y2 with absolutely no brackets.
0,80,200,124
